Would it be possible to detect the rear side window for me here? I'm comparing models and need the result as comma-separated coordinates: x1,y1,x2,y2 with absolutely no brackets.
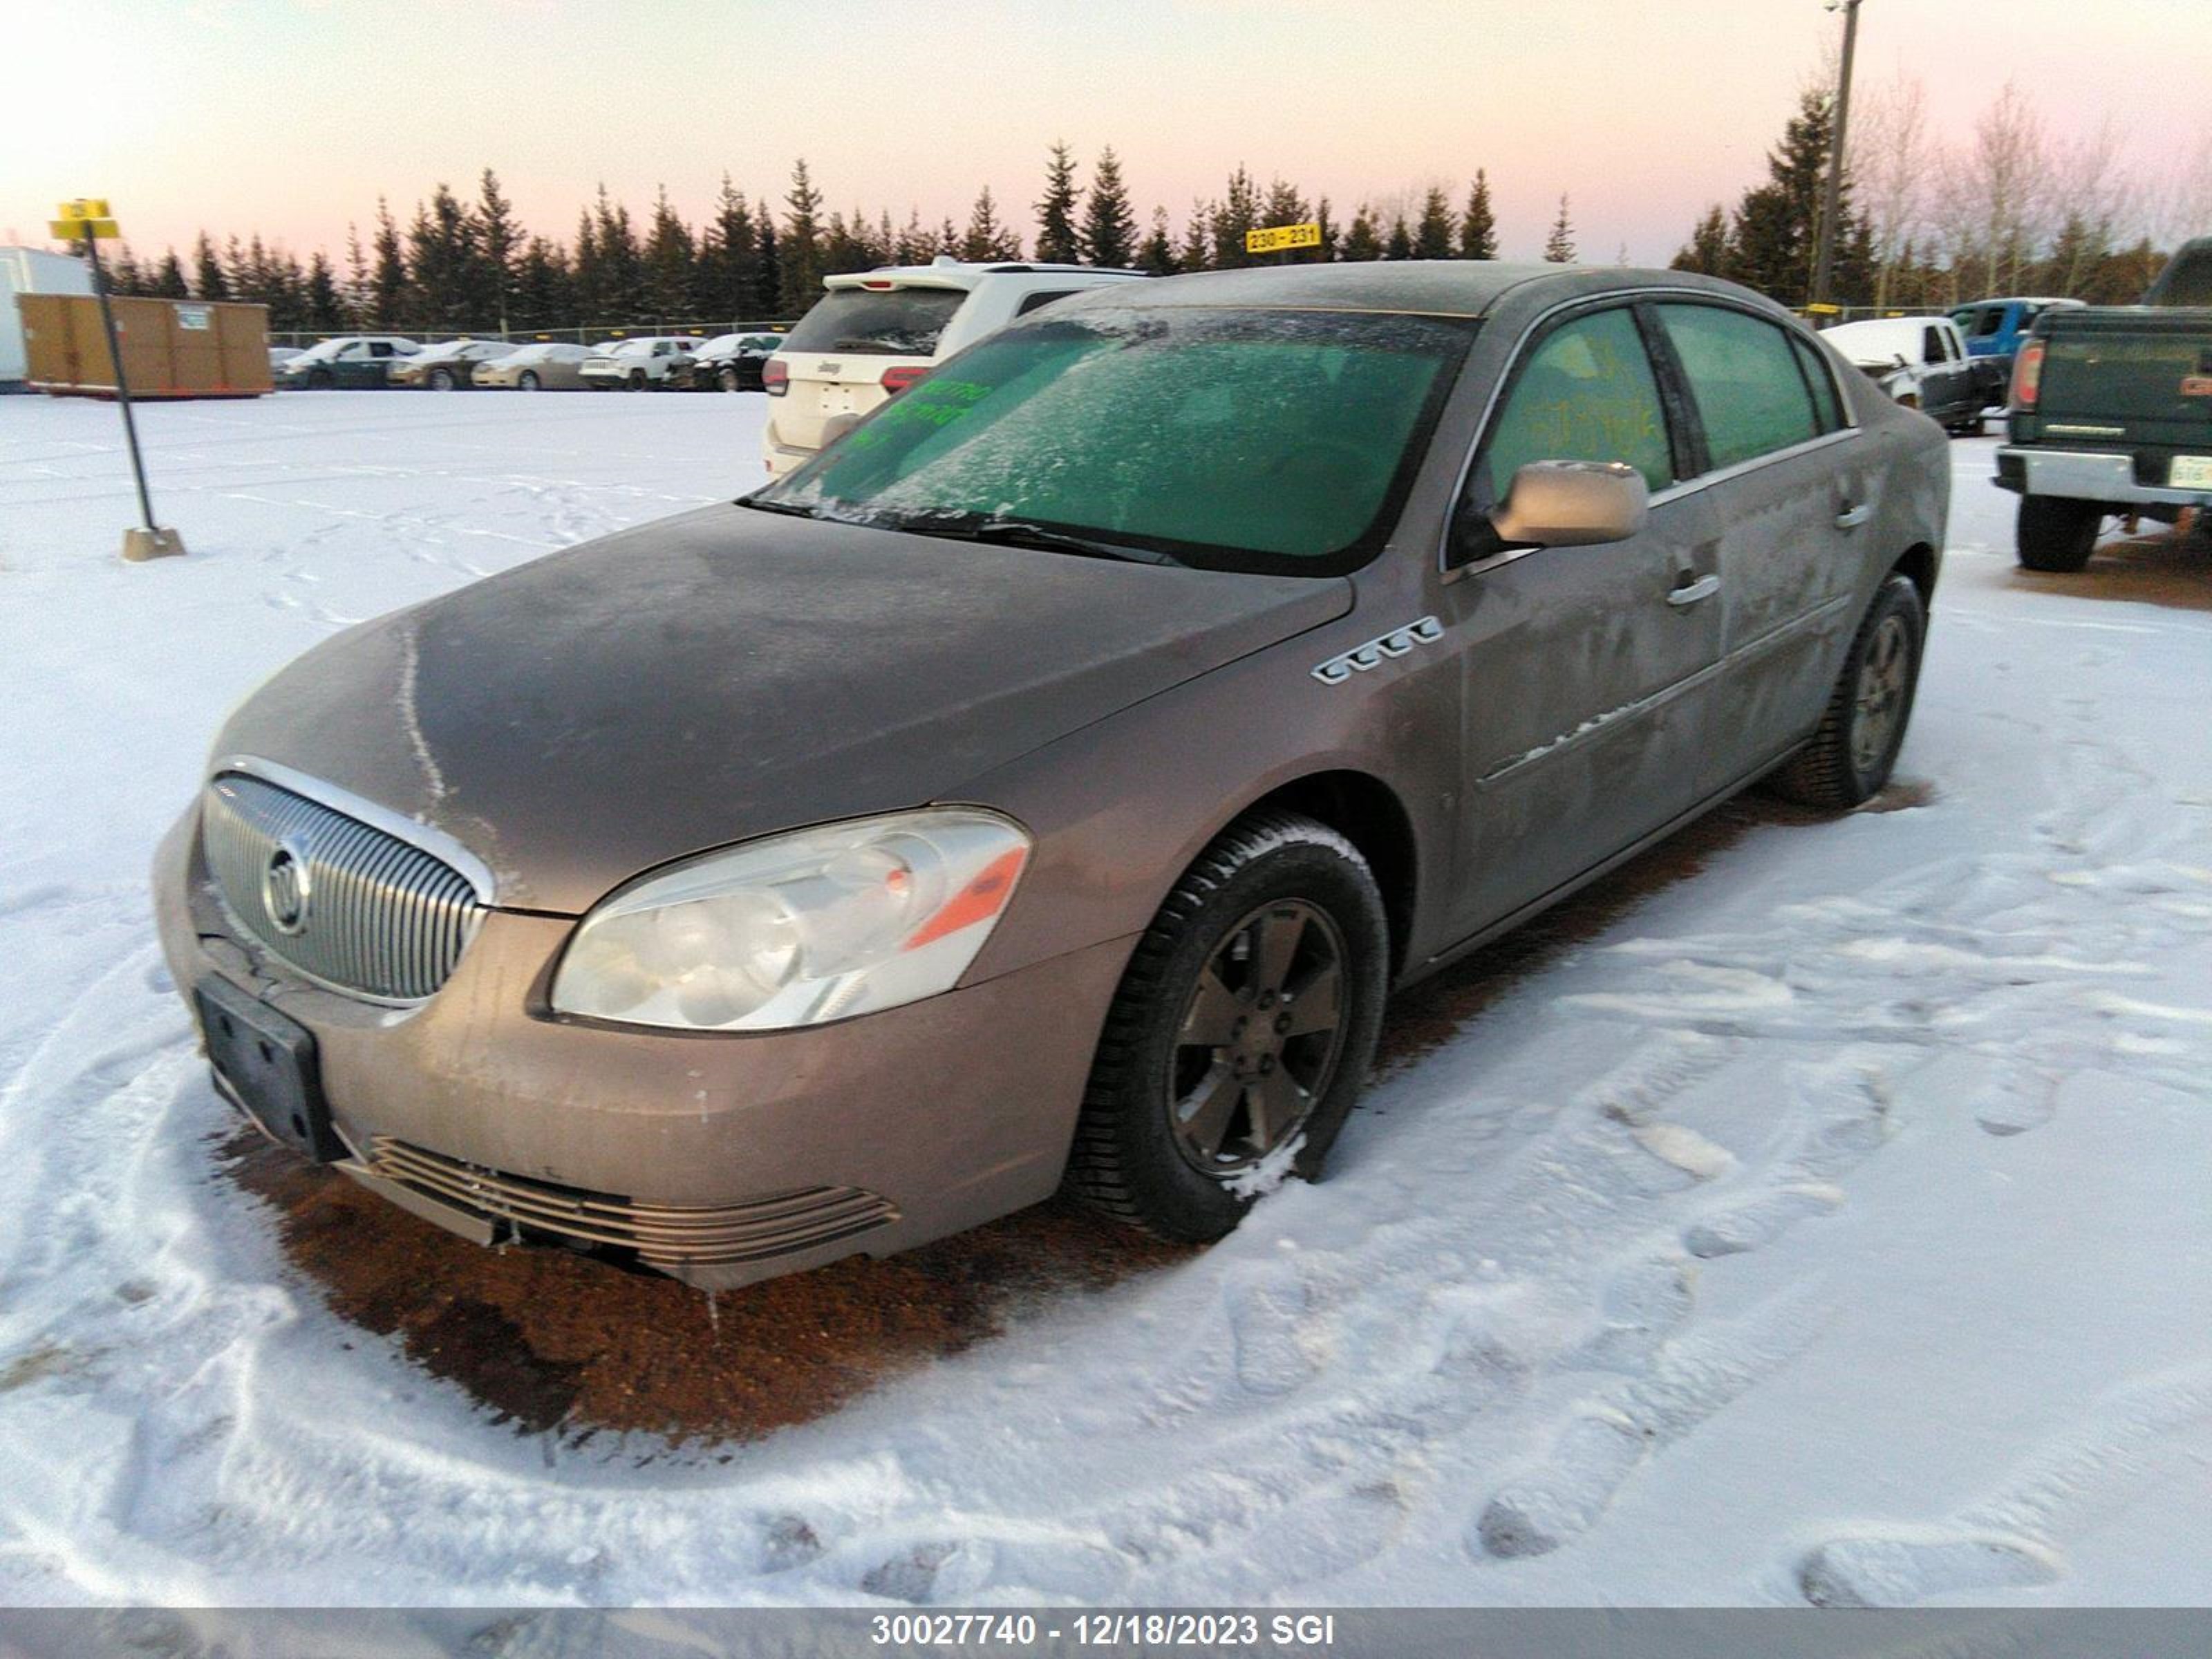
1657,304,1819,471
1014,290,1081,318
1478,306,1674,496
784,287,967,356
1790,335,1846,431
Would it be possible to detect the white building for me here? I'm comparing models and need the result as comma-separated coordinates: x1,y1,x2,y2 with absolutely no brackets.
2,246,94,387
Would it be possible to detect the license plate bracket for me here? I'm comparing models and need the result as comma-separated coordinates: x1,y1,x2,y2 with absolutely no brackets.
194,977,343,1163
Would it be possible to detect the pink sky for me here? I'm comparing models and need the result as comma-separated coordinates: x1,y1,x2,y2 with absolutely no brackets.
12,0,2205,266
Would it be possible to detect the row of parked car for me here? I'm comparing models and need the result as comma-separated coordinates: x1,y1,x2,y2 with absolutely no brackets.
269,331,788,392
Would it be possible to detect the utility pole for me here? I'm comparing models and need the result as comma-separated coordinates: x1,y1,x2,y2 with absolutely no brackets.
1810,0,1864,319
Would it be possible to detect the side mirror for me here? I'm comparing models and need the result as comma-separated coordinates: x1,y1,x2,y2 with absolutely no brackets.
1487,460,1649,549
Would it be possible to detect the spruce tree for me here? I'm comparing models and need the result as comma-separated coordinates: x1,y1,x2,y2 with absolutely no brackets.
1414,187,1455,259
644,187,695,325
1178,202,1212,272
1082,147,1139,268
1384,215,1413,261
962,185,1021,261
193,233,229,301
1724,89,1845,306
304,252,346,332
1459,171,1499,259
1210,167,1261,268
476,168,521,335
701,177,760,320
1543,196,1576,262
1342,208,1382,262
1136,207,1179,275
1671,204,1731,275
1259,178,1315,262
514,236,573,330
150,250,190,299
779,158,825,313
1034,142,1082,263
571,207,603,324
592,187,645,324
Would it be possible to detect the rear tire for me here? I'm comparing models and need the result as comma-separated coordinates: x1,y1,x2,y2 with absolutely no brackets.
2016,496,2103,572
1066,812,1388,1244
1769,574,1927,812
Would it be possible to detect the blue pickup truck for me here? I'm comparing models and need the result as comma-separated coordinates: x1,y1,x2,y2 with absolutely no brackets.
1949,296,2085,381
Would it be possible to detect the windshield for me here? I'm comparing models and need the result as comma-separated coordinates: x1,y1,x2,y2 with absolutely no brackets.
783,286,967,357
757,308,1474,575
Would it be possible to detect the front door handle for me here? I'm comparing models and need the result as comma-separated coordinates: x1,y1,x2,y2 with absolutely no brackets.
1666,573,1722,608
1835,503,1873,529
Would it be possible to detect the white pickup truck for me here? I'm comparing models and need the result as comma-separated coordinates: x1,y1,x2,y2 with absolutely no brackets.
579,336,706,391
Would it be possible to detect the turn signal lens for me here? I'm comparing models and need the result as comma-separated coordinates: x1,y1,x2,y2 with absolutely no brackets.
762,359,789,397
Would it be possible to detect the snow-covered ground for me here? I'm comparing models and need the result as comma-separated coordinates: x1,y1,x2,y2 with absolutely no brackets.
1,391,2207,1608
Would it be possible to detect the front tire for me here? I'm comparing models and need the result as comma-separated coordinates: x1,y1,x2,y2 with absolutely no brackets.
518,371,541,391
626,369,647,391
718,366,740,393
1769,574,1927,811
2016,496,2103,572
1067,812,1388,1244
429,368,455,391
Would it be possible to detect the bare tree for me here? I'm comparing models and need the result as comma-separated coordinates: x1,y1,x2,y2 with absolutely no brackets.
1957,80,2052,295
2144,120,2212,251
1850,70,1931,310
2043,116,2133,296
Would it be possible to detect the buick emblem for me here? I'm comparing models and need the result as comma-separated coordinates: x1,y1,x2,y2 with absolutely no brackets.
263,836,313,936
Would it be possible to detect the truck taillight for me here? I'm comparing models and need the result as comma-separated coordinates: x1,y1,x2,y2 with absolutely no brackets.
762,359,789,397
880,365,927,396
2010,341,2043,411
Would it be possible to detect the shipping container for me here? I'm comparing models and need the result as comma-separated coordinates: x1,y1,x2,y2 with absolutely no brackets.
17,292,272,399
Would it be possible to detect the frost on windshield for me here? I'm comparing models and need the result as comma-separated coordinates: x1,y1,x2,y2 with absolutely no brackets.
772,309,1471,570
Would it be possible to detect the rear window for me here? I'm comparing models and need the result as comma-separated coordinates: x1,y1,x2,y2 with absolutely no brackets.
784,286,967,357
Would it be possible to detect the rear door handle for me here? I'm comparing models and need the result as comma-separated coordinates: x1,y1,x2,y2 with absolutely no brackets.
1835,503,1873,529
1666,573,1722,607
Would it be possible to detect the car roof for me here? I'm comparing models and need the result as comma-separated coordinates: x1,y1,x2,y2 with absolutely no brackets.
823,259,1147,294
1042,260,1768,321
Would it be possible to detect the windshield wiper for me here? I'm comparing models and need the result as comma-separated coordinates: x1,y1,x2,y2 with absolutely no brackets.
889,513,1181,566
735,496,822,519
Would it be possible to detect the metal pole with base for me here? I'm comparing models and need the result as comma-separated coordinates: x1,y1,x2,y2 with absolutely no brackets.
79,225,185,561
1810,0,1864,319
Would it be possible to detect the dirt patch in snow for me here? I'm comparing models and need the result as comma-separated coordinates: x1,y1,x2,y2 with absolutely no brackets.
221,1128,1190,1443
2009,520,2212,613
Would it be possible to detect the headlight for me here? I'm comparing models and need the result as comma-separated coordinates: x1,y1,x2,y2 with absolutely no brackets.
550,809,1030,1031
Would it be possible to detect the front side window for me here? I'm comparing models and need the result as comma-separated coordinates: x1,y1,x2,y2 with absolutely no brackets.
1474,306,1674,501
1922,325,1946,364
758,308,1474,574
1657,303,1819,471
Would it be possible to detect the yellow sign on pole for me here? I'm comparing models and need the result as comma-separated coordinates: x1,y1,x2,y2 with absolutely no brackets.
52,198,120,241
1246,221,1322,256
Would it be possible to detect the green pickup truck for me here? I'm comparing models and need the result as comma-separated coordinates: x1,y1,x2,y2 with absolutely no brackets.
1996,237,2212,571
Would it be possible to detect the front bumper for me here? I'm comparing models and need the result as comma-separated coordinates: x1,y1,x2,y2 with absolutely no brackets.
154,805,1132,1290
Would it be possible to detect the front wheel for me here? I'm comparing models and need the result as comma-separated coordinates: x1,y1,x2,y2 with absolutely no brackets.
1768,574,1927,811
518,371,540,391
718,366,740,393
429,368,455,391
1067,812,1388,1243
626,369,646,391
2016,496,2103,572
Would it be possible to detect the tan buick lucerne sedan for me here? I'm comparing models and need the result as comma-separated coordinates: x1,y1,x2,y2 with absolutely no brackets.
156,263,1946,1291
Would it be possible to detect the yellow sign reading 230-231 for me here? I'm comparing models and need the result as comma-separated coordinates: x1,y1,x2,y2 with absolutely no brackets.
1246,221,1322,255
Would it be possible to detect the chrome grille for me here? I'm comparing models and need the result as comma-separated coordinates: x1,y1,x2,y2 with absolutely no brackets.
366,1138,898,1268
203,771,486,1002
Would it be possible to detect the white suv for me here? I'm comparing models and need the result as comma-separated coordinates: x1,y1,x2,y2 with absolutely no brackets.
761,259,1147,476
580,336,707,391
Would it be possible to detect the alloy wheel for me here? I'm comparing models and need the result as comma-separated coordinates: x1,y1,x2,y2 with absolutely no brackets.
1168,899,1348,1174
1850,614,1911,777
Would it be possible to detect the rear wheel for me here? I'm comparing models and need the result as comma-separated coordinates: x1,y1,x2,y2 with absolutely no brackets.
1769,574,1927,811
2016,496,2103,572
518,371,540,391
1067,812,1388,1243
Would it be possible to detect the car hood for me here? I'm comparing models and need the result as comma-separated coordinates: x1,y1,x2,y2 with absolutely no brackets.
212,504,1351,913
